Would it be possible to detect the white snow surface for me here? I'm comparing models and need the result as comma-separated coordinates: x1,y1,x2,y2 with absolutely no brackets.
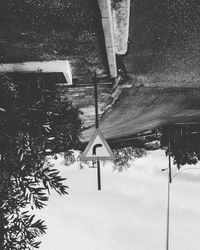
36,150,200,250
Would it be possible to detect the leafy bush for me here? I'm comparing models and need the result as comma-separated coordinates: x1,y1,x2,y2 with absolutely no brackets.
0,74,82,249
160,126,200,169
113,147,147,172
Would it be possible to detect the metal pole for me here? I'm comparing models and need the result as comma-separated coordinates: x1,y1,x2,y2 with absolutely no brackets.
94,72,99,129
94,72,101,190
168,127,172,184
166,179,170,250
166,127,172,250
97,160,101,190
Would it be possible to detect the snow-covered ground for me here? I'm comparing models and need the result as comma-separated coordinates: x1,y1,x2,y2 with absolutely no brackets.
37,150,200,250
